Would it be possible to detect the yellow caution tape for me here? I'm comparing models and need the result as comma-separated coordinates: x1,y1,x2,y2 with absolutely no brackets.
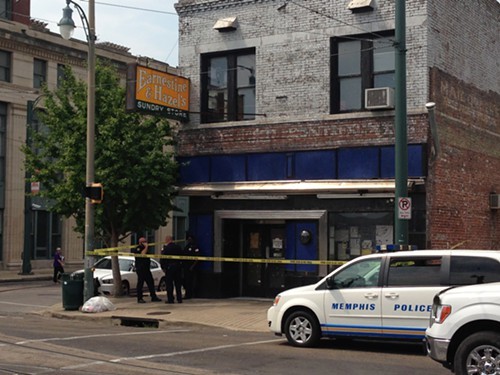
85,249,346,266
86,239,185,255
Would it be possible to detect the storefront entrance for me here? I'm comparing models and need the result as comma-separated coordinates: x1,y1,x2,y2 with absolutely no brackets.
242,223,286,298
218,218,321,298
213,210,328,298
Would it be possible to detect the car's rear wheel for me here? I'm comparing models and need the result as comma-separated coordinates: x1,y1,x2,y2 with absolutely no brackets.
454,331,500,375
284,310,320,347
121,281,130,296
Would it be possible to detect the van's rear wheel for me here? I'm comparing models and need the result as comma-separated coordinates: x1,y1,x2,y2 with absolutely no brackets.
284,310,320,347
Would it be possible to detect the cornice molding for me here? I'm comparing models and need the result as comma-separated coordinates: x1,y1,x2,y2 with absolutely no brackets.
176,0,267,15
0,37,87,68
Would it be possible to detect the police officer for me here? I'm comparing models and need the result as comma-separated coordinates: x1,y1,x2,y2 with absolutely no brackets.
161,235,183,304
182,234,199,299
131,237,162,303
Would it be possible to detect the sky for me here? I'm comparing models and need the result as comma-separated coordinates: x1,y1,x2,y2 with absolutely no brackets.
30,0,180,67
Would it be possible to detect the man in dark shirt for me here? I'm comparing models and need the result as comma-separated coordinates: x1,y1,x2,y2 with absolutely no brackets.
131,237,161,303
161,235,183,303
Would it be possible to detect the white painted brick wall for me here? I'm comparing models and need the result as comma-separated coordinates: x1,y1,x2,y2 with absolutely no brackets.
176,0,498,126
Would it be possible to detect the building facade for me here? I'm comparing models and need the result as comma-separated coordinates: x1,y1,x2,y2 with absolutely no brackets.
174,0,500,298
0,0,176,272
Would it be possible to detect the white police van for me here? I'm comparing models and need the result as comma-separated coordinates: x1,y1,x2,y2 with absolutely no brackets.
267,250,500,347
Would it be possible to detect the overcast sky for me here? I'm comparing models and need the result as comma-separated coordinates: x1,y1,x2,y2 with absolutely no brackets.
30,0,179,67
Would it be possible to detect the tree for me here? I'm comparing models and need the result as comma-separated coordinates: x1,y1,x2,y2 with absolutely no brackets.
23,61,178,296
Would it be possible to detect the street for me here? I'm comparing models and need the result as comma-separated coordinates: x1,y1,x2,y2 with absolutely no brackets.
0,281,451,374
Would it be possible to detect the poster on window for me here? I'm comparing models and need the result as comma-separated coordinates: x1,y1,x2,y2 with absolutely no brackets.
350,238,361,256
376,225,393,245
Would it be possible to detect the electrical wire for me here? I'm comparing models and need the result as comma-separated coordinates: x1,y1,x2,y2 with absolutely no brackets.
21,0,416,66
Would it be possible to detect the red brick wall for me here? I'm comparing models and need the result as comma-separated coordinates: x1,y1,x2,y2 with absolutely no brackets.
177,115,428,156
427,68,500,249
13,0,30,26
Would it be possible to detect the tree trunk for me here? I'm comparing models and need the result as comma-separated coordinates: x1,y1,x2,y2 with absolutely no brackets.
110,230,124,297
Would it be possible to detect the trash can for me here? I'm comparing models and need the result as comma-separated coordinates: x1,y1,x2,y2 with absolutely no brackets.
61,272,84,311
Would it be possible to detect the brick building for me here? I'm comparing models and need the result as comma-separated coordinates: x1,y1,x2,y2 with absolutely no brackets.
173,0,500,298
0,0,174,272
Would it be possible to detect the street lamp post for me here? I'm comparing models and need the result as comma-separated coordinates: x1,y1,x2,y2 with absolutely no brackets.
59,0,95,301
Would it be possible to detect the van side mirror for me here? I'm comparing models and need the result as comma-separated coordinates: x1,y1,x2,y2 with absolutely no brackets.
326,276,336,289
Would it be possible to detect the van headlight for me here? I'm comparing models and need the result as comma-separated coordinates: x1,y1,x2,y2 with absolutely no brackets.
272,295,281,306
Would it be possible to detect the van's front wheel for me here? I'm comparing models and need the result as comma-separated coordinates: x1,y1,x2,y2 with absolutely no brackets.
284,310,320,347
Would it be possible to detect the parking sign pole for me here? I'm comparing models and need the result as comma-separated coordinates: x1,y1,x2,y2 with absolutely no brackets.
394,0,408,246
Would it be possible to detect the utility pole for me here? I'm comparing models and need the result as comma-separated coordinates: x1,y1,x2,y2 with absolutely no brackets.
394,0,409,246
59,0,96,301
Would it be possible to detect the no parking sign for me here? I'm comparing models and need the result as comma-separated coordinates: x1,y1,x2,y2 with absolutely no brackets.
398,197,412,220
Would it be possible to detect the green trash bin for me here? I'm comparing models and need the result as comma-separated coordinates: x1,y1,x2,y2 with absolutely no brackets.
62,273,84,311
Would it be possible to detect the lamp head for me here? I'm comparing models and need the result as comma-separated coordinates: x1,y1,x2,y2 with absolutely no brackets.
425,102,436,110
58,4,76,40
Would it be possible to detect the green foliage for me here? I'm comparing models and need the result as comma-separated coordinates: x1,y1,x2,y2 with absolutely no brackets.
23,62,178,246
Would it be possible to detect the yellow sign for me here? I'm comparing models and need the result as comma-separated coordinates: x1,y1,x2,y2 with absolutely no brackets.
126,64,190,122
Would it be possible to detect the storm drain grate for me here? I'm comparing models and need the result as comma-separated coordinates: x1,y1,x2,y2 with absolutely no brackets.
113,316,160,328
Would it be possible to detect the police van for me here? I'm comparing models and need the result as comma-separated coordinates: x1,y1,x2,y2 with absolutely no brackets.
267,250,500,347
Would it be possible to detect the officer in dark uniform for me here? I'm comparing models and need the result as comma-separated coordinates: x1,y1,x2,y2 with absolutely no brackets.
182,234,199,299
161,235,183,304
131,237,162,303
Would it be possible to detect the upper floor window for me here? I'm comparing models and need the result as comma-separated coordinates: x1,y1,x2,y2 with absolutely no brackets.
57,64,67,87
331,33,395,113
0,0,11,20
33,58,47,89
201,49,256,124
0,102,6,184
0,50,11,82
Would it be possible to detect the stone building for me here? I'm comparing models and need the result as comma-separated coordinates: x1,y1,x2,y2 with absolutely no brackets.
0,0,174,272
173,0,500,298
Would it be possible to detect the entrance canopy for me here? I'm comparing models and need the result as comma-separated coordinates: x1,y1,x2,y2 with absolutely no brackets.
179,178,425,199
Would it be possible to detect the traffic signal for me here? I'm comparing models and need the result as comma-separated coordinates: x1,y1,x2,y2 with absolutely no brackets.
85,183,103,204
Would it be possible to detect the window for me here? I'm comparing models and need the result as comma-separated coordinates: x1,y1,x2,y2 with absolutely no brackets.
57,64,67,87
32,210,61,259
330,212,393,260
331,33,395,113
0,50,11,82
0,0,11,20
33,58,47,88
387,257,442,286
0,102,6,184
0,102,6,260
450,256,500,285
201,49,256,123
330,258,381,289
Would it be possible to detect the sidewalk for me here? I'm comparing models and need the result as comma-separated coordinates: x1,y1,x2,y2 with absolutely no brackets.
0,268,273,333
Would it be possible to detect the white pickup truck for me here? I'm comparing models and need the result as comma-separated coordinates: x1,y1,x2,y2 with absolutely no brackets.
426,282,500,375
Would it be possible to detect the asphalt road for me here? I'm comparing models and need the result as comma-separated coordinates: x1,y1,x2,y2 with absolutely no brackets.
0,281,451,375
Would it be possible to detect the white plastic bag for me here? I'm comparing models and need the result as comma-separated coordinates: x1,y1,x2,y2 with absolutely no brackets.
81,296,116,313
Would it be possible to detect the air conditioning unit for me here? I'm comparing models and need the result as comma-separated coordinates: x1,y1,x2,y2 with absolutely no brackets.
365,87,395,110
490,194,500,210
